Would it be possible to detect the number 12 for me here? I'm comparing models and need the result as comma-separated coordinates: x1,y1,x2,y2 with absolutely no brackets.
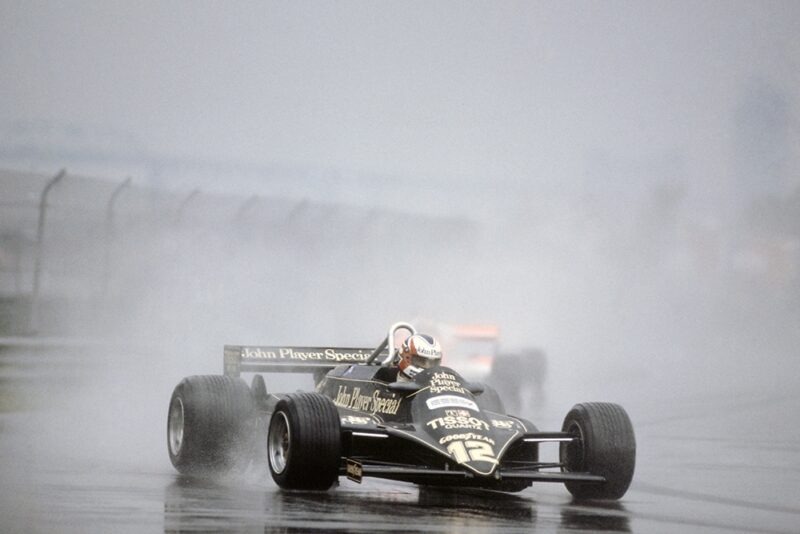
446,440,498,464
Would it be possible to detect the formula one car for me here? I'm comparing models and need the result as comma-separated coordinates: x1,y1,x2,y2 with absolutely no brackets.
166,322,636,499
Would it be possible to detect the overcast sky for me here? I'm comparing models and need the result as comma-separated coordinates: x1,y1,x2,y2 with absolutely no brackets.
1,1,798,200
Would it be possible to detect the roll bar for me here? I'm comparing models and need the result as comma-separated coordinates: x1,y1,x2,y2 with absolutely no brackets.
366,322,416,366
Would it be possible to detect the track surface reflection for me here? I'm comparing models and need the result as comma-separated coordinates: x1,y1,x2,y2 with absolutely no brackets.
2,347,800,533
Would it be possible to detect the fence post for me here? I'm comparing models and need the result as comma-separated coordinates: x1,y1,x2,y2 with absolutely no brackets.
175,189,200,225
102,177,132,295
234,195,260,222
29,168,66,334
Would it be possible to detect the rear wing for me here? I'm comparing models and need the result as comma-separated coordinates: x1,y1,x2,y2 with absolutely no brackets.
223,345,387,377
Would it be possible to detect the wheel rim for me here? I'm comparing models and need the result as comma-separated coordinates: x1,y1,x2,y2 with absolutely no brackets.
168,397,185,457
269,411,291,475
562,420,585,471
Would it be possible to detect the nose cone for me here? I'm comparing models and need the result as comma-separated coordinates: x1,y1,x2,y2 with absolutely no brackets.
414,368,501,476
424,406,500,476
439,433,500,475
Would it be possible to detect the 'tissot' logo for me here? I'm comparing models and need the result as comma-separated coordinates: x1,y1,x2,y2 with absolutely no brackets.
426,415,489,431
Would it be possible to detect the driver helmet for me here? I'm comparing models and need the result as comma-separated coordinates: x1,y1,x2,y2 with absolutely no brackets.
398,334,442,380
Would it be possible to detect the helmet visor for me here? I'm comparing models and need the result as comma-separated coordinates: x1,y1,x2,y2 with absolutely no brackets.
410,353,441,370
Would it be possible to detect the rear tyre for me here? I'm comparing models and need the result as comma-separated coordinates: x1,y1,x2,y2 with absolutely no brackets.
560,402,635,500
249,374,270,471
251,374,268,406
268,392,341,490
167,375,257,477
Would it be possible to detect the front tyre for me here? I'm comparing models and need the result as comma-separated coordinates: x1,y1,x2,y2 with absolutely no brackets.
167,375,257,477
560,402,635,500
268,392,341,490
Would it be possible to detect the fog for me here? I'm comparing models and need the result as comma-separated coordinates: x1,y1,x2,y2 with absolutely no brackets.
1,0,799,512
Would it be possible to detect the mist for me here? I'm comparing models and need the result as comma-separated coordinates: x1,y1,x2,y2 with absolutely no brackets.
1,2,800,530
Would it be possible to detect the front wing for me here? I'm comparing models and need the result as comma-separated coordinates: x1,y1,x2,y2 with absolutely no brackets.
341,427,606,487
343,461,605,485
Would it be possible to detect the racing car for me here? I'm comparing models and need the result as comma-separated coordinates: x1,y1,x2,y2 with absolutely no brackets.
166,322,636,500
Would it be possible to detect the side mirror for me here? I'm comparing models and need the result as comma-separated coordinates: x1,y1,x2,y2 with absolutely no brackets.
464,382,485,395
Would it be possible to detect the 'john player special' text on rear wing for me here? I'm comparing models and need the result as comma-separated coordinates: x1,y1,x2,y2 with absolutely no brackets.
223,345,387,376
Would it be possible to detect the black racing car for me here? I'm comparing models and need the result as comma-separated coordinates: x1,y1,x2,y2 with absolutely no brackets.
166,322,636,499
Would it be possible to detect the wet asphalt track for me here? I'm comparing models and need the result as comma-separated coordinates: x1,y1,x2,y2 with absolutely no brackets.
2,346,800,533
